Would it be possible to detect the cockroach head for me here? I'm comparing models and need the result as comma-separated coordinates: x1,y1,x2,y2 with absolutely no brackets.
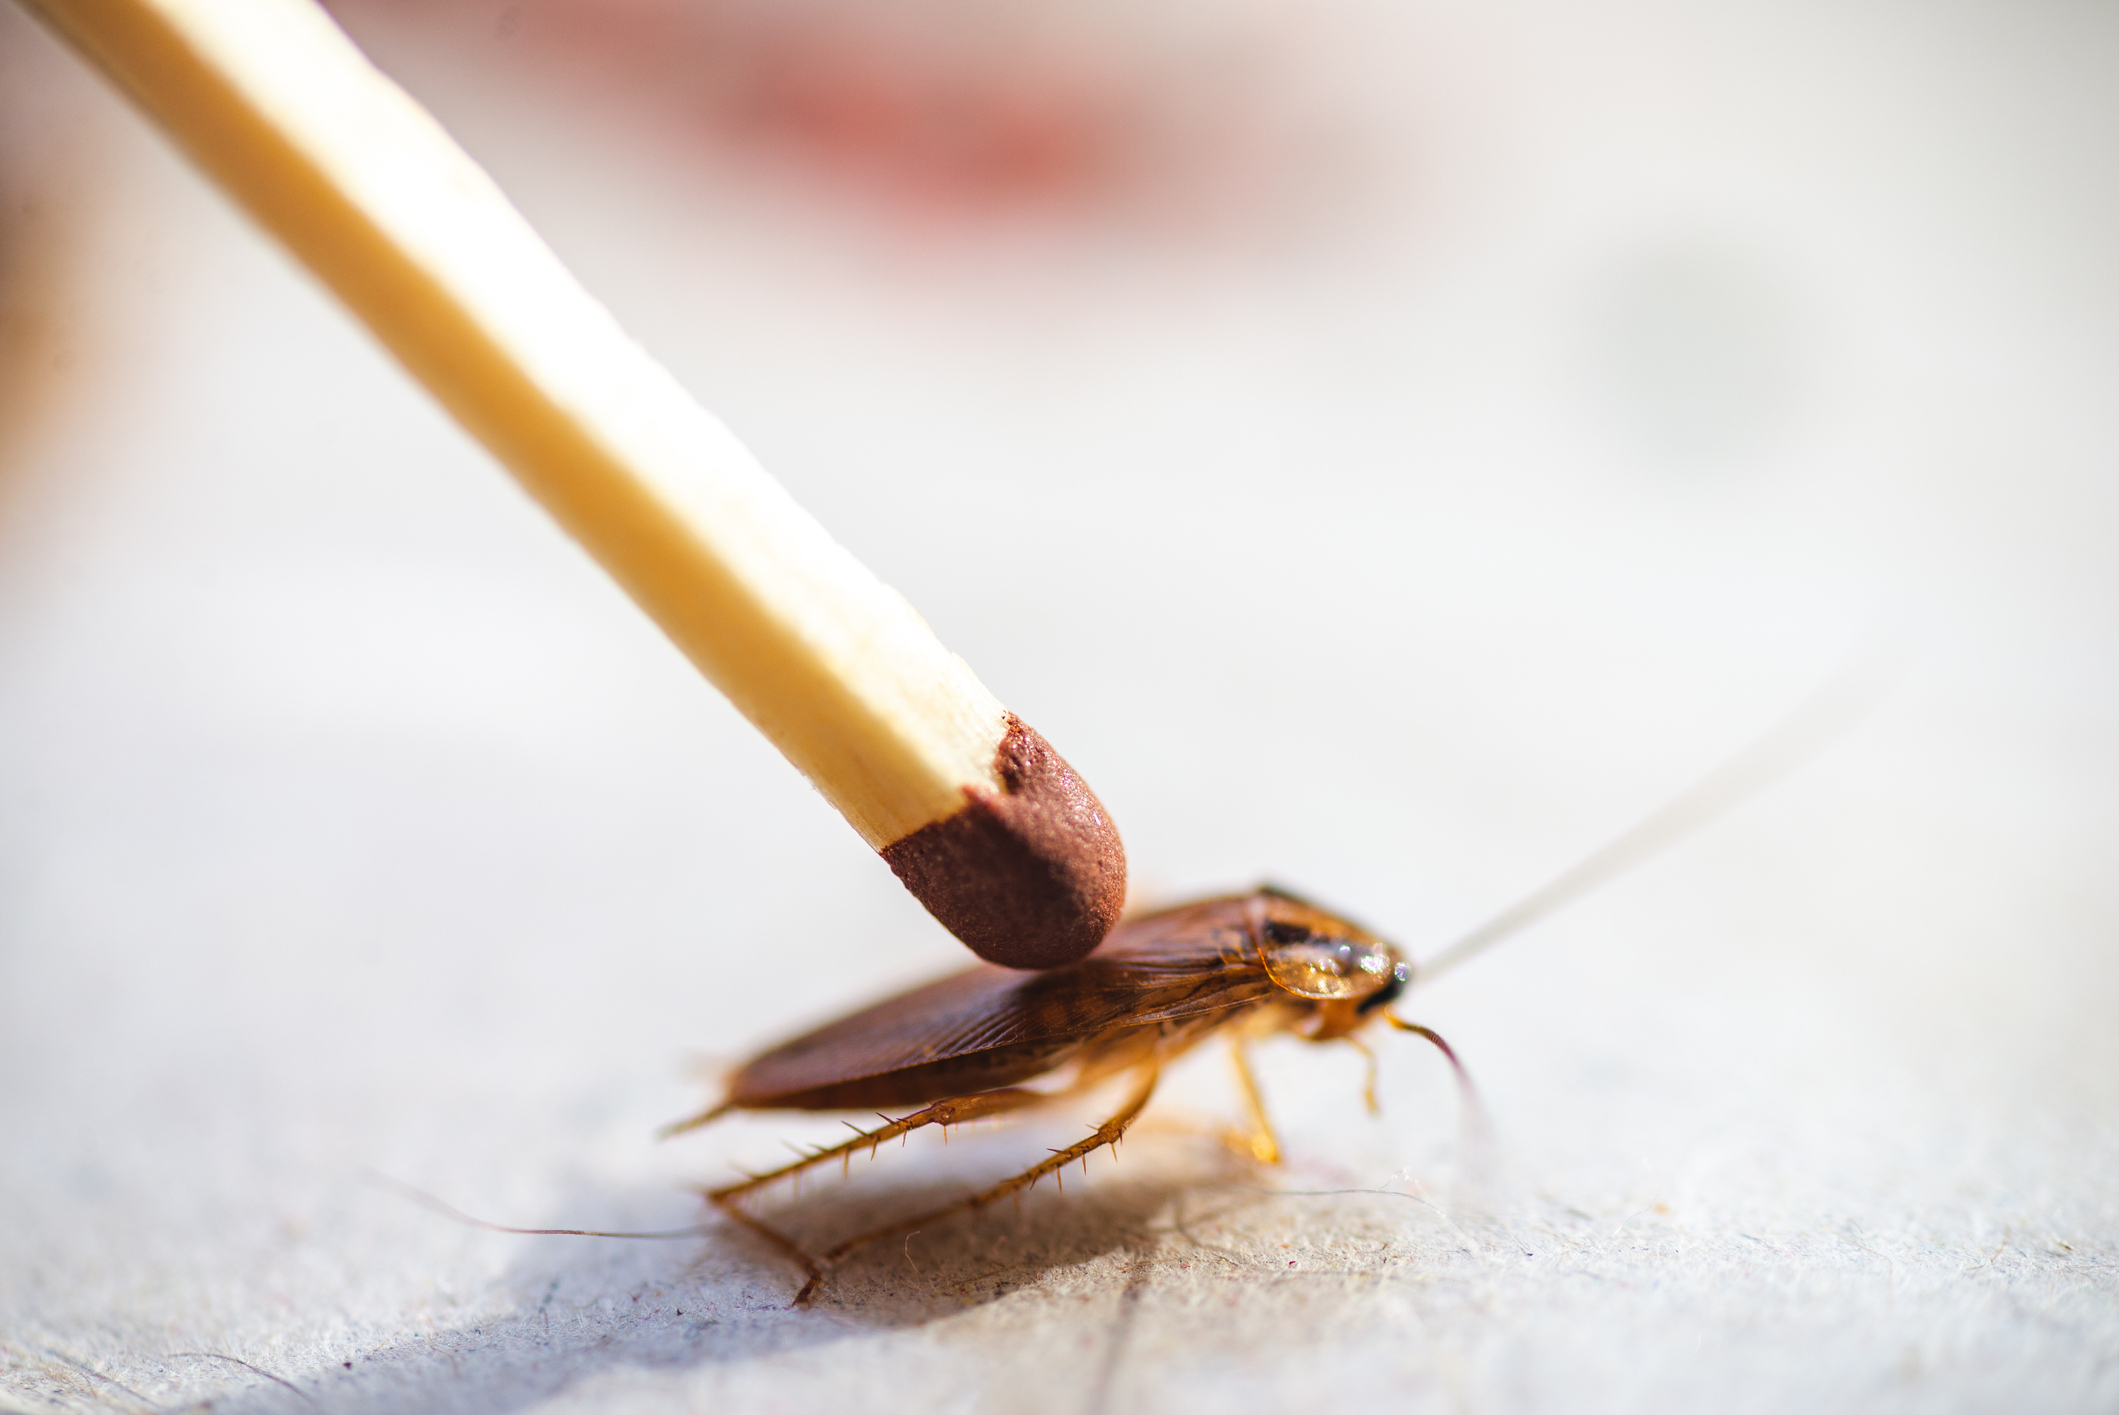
1249,893,1408,1008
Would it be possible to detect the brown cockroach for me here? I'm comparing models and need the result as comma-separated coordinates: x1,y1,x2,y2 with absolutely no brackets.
668,889,1457,1303
666,675,1872,1305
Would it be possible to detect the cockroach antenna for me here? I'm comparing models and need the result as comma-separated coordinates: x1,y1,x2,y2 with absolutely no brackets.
1384,1012,1489,1140
1412,654,1897,989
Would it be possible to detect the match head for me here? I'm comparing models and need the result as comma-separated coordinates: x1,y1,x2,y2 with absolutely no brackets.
881,715,1126,970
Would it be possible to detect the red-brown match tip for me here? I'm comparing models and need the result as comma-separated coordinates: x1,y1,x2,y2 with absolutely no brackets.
880,715,1126,970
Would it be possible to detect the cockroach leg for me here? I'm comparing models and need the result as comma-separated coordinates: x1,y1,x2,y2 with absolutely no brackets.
710,1087,1054,1205
790,1065,1162,1307
708,1192,820,1295
1227,1043,1282,1165
1346,1037,1381,1116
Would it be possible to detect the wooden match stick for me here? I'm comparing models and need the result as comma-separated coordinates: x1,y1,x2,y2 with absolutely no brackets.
22,0,1126,969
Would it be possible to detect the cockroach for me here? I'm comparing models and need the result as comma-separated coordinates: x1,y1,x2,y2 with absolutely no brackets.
668,674,1874,1306
668,888,1456,1303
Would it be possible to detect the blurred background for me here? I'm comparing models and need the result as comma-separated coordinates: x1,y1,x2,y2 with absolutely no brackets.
1,0,2114,1410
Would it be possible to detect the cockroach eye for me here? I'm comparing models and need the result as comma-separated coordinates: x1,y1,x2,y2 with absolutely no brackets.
1259,933,1396,1000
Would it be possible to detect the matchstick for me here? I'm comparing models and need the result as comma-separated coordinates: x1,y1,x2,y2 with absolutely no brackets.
22,0,1125,969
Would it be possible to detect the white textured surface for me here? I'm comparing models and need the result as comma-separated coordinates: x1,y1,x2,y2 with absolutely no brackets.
2,1,2115,1412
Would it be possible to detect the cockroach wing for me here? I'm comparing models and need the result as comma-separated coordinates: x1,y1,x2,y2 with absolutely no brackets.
726,895,1276,1111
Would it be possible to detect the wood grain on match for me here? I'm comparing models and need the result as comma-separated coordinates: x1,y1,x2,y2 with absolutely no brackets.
22,0,1125,968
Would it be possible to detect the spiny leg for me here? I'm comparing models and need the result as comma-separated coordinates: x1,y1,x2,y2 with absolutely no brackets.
793,1065,1162,1306
712,1194,825,1295
1226,1042,1282,1164
708,1086,1053,1204
704,1086,1059,1297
